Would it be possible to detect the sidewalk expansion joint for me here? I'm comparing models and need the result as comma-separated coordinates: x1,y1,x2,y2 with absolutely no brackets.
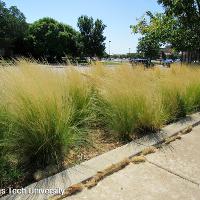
146,159,199,187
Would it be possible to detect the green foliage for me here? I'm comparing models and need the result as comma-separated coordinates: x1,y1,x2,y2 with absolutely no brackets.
0,1,107,60
131,1,200,54
131,13,177,43
131,13,170,59
0,0,28,55
158,0,200,51
77,15,106,58
137,36,160,60
26,18,79,61
131,12,178,56
0,1,27,40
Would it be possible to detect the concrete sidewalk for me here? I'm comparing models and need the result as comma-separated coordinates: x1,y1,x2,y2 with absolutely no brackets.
66,125,200,200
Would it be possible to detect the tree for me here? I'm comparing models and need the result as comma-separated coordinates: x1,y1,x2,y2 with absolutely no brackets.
137,36,160,61
131,12,176,44
131,12,164,61
0,0,28,55
158,0,200,51
26,18,79,61
131,1,200,63
131,11,189,54
77,15,106,58
158,0,200,20
0,1,27,39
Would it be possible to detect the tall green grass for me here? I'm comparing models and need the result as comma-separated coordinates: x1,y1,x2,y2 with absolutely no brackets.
0,61,93,171
86,64,200,140
1,60,200,184
89,65,167,140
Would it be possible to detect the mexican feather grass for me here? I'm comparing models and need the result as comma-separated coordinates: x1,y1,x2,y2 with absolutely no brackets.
1,60,200,186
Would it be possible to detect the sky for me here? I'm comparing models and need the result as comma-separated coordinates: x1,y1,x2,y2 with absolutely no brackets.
5,0,163,54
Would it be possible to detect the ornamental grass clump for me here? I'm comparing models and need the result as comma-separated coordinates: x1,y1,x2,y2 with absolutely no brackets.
158,65,200,122
88,64,167,140
0,60,92,169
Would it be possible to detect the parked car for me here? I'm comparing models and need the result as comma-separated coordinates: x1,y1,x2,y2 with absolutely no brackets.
162,59,173,67
163,59,174,63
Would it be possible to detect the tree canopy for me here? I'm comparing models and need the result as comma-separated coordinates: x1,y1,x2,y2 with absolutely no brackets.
77,15,106,58
131,0,200,57
0,1,27,39
158,0,200,51
0,0,28,54
137,36,160,60
26,17,79,61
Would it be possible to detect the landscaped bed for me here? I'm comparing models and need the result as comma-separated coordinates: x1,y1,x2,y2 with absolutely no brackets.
1,59,200,193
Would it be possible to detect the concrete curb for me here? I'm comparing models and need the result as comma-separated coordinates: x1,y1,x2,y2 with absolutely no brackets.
2,112,200,200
